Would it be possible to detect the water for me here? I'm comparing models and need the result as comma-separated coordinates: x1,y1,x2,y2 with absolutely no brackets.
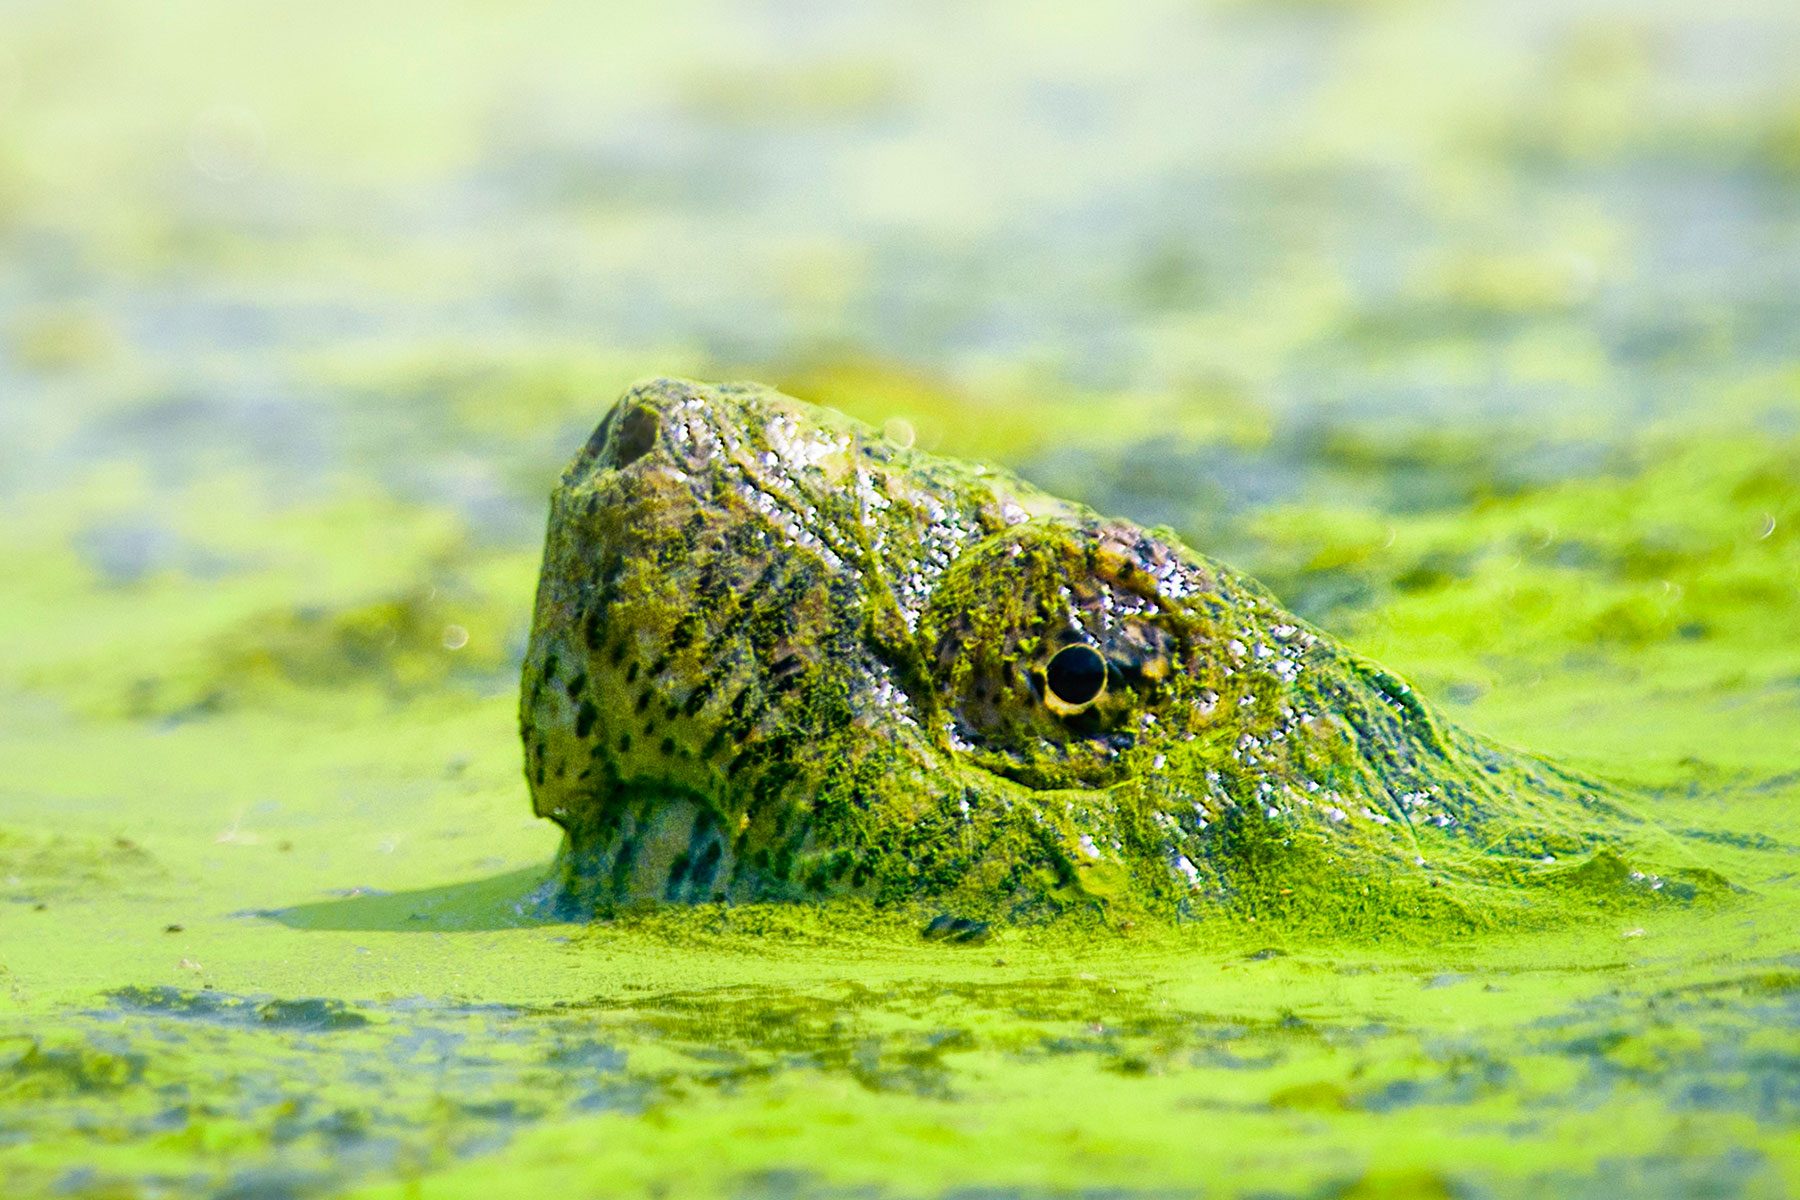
2,0,1797,1195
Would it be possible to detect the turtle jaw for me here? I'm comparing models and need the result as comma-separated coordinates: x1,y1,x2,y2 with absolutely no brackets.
541,786,738,917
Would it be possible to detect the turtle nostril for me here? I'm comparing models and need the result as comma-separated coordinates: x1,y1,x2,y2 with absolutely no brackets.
610,404,659,468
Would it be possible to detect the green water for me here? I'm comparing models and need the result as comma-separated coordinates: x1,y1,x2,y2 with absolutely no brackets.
2,1,1798,1196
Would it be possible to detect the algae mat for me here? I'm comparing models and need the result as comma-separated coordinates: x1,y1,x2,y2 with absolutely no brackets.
4,0,1800,1196
4,431,1798,1199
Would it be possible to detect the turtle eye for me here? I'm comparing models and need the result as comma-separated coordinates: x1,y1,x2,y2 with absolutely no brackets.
1044,644,1107,712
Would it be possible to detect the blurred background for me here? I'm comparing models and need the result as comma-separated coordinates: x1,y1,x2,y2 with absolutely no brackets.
2,0,1797,746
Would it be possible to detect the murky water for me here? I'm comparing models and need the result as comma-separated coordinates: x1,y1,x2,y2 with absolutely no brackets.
2,1,1797,1196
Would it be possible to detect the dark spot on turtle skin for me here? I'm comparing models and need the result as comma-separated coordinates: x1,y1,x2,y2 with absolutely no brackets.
689,840,723,891
575,701,598,740
922,914,991,944
666,616,699,656
609,836,639,895
1110,657,1144,689
666,851,691,895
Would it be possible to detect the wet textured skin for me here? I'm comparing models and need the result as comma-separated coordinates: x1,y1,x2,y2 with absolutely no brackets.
522,379,1697,924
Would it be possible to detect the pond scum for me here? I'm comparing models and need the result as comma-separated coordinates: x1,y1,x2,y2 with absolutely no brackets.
4,367,1797,1199
3,0,1800,1196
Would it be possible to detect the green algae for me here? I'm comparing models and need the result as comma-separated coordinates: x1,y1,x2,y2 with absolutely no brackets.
3,0,1800,1195
5,396,1797,1197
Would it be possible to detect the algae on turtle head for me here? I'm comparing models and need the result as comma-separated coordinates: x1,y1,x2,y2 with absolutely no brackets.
520,378,1712,926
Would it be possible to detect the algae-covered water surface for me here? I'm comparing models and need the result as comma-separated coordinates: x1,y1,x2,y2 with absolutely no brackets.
4,1,1799,1197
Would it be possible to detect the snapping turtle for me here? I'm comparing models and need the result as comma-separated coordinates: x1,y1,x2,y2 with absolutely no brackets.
521,379,1700,924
